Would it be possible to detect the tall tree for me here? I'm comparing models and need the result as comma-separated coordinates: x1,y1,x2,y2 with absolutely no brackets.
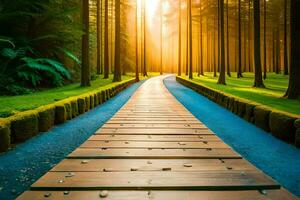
213,16,217,77
81,0,90,87
143,0,148,76
237,0,243,78
135,0,139,82
96,0,101,75
199,0,204,76
160,0,163,75
178,0,182,76
188,0,193,79
104,0,109,79
113,0,121,82
218,0,226,85
186,0,189,76
285,0,300,99
253,0,265,87
226,0,231,77
283,0,289,75
263,0,267,79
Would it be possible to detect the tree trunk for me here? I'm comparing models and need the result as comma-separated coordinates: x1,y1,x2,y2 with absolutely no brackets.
81,0,90,87
237,0,243,78
199,1,204,76
275,25,280,74
143,0,148,76
218,0,226,85
135,0,139,82
213,16,217,77
104,0,109,79
113,0,121,82
226,0,231,77
263,0,267,79
188,0,193,79
96,0,101,75
186,0,189,76
285,0,300,99
283,0,289,75
253,0,265,88
178,0,182,76
160,0,163,75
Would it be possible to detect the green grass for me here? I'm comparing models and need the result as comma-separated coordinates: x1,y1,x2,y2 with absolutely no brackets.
0,73,158,118
180,72,300,116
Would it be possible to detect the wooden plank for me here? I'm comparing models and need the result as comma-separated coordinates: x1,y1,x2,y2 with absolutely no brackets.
50,159,257,172
30,171,280,190
96,128,213,135
107,120,202,124
102,124,206,129
68,148,241,159
110,117,199,122
17,190,299,200
80,141,230,149
89,135,222,142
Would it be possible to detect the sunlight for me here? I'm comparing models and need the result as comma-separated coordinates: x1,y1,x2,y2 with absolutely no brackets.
145,0,160,26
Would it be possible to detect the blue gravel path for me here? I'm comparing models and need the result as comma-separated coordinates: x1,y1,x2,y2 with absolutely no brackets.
0,80,144,200
164,76,300,197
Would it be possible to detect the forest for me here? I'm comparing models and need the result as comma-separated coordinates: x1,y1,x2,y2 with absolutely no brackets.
0,0,299,96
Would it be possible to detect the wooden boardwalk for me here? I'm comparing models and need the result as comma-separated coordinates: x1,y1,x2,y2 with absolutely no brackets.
17,76,298,200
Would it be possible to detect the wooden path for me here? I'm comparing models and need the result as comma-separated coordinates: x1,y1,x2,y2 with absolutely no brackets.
17,76,298,200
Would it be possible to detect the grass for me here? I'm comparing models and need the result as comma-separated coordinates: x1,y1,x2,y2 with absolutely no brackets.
180,72,300,116
0,73,158,118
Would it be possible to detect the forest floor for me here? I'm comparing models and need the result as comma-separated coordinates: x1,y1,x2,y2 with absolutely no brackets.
179,72,300,116
0,73,158,118
164,76,300,197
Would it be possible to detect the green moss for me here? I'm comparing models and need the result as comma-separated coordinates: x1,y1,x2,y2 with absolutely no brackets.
64,102,72,120
0,119,10,152
9,111,39,142
71,100,79,118
55,104,66,124
254,106,271,132
84,96,90,112
269,112,296,143
77,98,86,114
37,105,55,132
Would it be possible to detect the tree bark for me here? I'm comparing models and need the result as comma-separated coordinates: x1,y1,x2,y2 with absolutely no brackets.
237,0,243,78
81,0,91,87
226,0,231,77
160,0,163,75
253,0,265,88
135,0,139,82
218,0,226,85
143,0,148,76
188,0,193,79
113,0,121,82
283,0,289,75
285,0,300,99
104,0,109,79
263,0,267,79
96,0,101,75
199,1,204,76
178,0,182,76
